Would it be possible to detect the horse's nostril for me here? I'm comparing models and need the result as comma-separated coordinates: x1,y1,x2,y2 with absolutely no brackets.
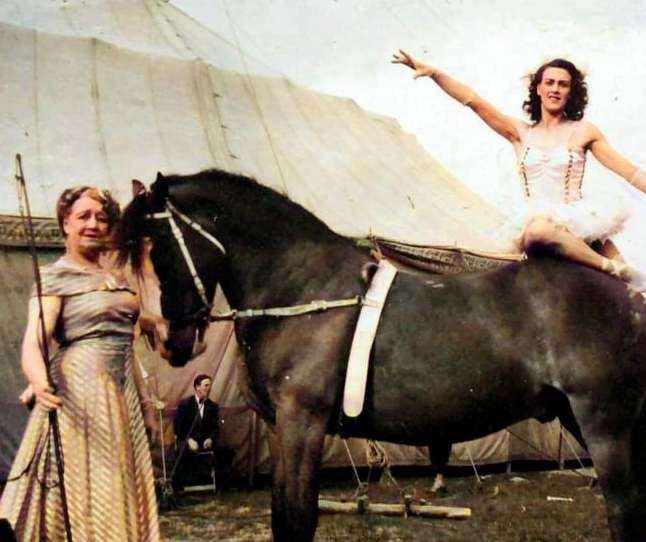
169,350,191,367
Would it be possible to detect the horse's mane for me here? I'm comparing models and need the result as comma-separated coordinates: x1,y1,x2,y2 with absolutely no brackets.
115,168,351,272
165,169,339,241
114,188,150,271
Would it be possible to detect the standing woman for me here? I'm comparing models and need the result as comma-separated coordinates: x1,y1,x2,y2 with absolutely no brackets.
0,187,161,541
392,51,646,285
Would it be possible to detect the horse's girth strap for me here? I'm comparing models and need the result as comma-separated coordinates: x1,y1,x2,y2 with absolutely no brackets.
210,297,361,320
343,259,398,418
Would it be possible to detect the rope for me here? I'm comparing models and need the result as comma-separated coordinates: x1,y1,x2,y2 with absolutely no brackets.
366,439,388,469
559,426,594,481
466,447,482,485
222,0,290,196
341,439,366,497
505,425,592,481
365,440,408,501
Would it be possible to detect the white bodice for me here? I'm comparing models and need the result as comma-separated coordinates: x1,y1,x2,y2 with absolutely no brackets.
504,123,628,246
518,145,586,204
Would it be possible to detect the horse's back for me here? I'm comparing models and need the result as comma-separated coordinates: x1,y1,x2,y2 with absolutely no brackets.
361,257,646,444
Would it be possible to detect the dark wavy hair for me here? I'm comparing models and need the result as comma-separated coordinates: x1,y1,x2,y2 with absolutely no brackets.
193,374,211,389
523,59,588,122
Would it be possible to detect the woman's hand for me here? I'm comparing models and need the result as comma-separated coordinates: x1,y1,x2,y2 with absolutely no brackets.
31,379,62,410
391,49,436,79
392,49,523,144
139,310,169,352
19,383,35,406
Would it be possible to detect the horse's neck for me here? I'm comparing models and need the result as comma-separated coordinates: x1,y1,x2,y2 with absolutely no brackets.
219,237,368,310
185,181,370,308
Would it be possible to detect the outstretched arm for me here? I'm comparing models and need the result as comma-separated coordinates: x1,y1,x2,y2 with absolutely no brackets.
391,50,524,143
587,123,646,192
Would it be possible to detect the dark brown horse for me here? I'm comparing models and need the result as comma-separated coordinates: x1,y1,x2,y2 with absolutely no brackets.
117,169,646,541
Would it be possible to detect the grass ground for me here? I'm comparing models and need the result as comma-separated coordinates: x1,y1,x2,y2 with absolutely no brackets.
160,466,610,541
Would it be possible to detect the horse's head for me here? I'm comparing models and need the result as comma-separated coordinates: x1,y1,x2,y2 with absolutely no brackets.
117,173,225,366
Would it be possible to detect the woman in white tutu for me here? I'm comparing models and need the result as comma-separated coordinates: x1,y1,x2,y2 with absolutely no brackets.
392,51,646,286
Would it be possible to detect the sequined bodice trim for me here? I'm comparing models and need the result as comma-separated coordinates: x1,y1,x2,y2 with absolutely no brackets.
518,145,586,204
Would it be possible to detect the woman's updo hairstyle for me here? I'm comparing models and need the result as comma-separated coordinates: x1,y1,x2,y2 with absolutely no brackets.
56,186,121,236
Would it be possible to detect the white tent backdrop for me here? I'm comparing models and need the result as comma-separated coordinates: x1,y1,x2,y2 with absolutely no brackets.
0,0,590,480
171,0,646,208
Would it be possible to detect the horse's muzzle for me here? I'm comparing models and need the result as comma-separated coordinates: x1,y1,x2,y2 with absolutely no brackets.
165,325,207,366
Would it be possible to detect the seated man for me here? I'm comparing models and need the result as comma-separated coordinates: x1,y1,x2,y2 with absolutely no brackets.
173,374,233,491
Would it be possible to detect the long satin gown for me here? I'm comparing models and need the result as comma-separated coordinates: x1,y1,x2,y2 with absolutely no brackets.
0,256,159,541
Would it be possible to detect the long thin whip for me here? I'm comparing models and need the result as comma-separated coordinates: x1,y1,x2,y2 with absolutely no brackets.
15,154,73,542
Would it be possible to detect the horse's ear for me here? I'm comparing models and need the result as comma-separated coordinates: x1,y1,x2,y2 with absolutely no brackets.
151,172,168,199
132,179,147,198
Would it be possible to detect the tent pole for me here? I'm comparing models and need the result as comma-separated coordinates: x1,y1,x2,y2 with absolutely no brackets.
248,410,258,487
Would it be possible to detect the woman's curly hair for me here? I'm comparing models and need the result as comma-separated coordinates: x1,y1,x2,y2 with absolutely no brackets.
523,58,588,123
56,186,121,236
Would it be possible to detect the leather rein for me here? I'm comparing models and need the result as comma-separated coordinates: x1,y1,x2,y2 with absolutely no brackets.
146,199,363,326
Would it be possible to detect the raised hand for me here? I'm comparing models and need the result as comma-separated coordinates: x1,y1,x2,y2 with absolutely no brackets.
391,49,436,79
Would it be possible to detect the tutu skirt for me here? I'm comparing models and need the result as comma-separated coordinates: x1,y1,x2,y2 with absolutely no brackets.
500,175,631,251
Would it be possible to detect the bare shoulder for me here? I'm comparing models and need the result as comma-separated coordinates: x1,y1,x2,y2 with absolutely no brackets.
509,118,532,149
513,118,532,137
578,120,604,139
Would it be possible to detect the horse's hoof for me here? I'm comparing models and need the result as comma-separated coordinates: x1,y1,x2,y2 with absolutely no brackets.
431,485,449,497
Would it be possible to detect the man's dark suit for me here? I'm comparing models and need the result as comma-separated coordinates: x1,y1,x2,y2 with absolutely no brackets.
173,395,233,491
174,396,219,449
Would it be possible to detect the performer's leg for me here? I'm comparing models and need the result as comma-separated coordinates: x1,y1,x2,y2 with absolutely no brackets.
523,217,606,270
522,217,636,282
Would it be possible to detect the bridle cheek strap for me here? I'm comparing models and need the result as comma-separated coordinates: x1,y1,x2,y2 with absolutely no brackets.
147,200,226,309
165,200,226,255
167,212,210,306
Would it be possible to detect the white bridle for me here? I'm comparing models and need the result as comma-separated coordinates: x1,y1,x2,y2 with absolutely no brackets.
146,197,362,323
147,199,226,307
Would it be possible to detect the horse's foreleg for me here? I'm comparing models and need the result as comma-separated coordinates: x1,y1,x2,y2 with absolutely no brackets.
266,427,288,537
570,396,646,541
270,401,327,542
585,435,646,542
429,441,451,494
